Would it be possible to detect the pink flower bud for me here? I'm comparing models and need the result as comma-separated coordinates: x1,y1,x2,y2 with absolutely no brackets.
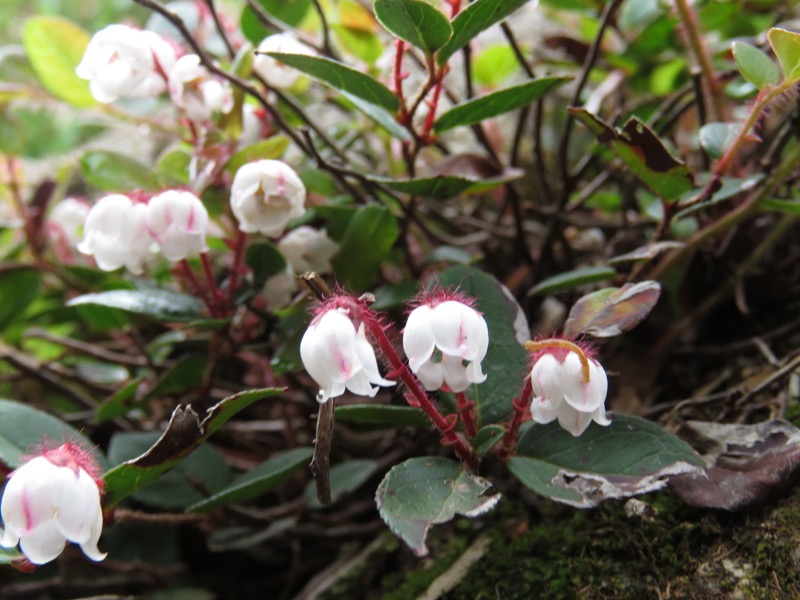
300,308,395,403
0,443,105,565
403,297,489,392
529,348,610,437
147,190,209,261
278,226,338,274
76,24,177,103
230,160,306,237
168,54,233,122
253,32,316,89
78,194,156,274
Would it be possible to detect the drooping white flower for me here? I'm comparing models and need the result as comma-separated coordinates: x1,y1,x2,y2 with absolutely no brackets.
78,194,155,274
230,160,306,237
529,350,610,437
76,24,177,103
168,54,233,122
403,299,489,393
253,32,316,88
278,226,338,274
47,197,90,248
0,443,105,565
300,308,394,403
146,190,209,261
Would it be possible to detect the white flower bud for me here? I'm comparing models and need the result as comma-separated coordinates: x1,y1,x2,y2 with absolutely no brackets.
261,266,297,310
168,54,233,122
529,350,610,437
78,194,155,274
403,299,489,393
47,197,90,247
0,444,105,565
300,308,395,403
76,24,177,103
253,32,316,88
230,160,306,237
147,190,209,262
278,226,338,274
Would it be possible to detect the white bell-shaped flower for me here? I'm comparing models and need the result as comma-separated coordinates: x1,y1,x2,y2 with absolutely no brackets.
529,351,610,437
253,32,316,88
278,226,338,274
0,444,105,565
47,197,90,247
300,308,395,403
168,54,233,122
78,194,155,274
403,300,489,393
230,160,306,237
76,24,177,103
147,190,209,262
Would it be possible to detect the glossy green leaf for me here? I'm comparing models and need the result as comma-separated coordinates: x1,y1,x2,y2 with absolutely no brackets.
473,424,505,457
0,398,102,469
508,414,704,508
376,457,500,556
225,136,289,174
22,16,95,108
374,0,452,54
263,53,399,112
108,432,230,510
563,281,661,338
186,447,313,513
437,0,531,65
571,108,695,201
434,77,570,132
67,289,205,322
529,265,617,296
0,268,41,332
79,150,158,192
334,404,430,427
332,205,399,291
435,266,529,425
103,388,284,508
731,41,779,89
698,122,741,159
305,459,379,508
246,242,287,288
767,27,800,82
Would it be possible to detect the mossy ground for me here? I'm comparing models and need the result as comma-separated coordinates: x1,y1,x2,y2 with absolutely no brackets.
321,486,800,599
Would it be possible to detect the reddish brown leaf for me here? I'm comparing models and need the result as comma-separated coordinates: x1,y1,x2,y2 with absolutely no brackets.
563,281,661,338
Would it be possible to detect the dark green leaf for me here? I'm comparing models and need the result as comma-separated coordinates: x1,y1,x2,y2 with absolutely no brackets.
67,289,205,322
768,27,800,82
437,0,531,65
563,281,661,338
372,170,522,199
96,377,145,422
435,266,530,425
22,16,95,108
528,265,617,296
103,388,284,508
761,198,800,214
434,77,570,132
186,447,313,513
376,456,500,556
570,108,695,201
225,136,289,174
508,414,704,508
373,0,452,54
246,243,287,288
305,459,379,508
473,424,505,457
731,41,779,89
332,205,399,291
0,268,41,332
146,354,208,399
341,91,412,140
79,150,158,192
263,53,399,112
334,404,430,427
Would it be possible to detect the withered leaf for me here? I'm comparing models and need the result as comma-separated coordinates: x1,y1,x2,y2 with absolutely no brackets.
563,280,661,338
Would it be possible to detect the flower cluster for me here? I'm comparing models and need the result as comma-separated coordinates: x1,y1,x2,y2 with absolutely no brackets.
0,442,105,565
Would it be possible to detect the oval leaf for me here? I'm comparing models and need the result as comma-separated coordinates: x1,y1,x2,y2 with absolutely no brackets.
375,456,500,556
731,41,779,89
767,27,800,82
68,289,205,322
334,404,430,427
262,53,399,112
529,265,617,296
434,77,570,132
563,281,661,338
373,0,453,54
698,122,741,160
474,424,505,457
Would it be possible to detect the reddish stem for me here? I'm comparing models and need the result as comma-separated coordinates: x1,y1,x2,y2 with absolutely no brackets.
226,230,248,308
498,376,533,458
199,251,226,316
420,69,444,145
455,391,477,438
393,39,409,124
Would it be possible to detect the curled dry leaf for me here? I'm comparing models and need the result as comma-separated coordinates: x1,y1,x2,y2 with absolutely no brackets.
670,419,800,511
563,280,661,338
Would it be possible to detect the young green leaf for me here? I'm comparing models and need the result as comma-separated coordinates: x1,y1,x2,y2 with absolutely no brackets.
434,77,570,132
767,27,800,82
225,136,289,174
731,41,779,89
262,53,400,112
437,0,532,65
373,0,453,54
